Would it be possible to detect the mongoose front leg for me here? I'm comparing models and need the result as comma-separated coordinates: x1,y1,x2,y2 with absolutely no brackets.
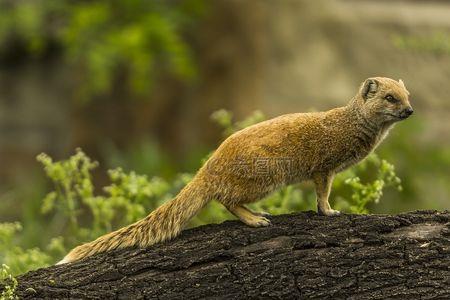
313,173,340,216
226,205,271,227
246,206,271,217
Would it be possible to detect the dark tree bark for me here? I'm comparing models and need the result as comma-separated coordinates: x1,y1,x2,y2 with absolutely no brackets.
9,210,450,299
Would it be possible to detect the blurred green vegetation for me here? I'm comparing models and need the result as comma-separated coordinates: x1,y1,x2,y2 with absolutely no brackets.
0,0,205,101
386,30,450,212
392,32,450,55
0,110,402,276
378,119,450,213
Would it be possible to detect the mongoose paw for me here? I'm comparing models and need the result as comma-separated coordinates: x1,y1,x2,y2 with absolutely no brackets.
246,216,272,227
319,209,341,216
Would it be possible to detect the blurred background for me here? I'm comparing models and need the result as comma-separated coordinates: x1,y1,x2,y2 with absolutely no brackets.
1,0,450,272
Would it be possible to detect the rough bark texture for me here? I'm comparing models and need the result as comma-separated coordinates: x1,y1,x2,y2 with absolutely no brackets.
10,210,450,299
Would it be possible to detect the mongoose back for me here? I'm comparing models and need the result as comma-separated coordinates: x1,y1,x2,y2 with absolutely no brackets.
58,77,413,264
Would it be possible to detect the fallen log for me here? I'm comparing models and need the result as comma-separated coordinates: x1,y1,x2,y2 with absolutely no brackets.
8,210,450,299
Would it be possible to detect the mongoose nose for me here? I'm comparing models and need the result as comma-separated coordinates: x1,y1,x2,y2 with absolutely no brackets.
401,107,414,119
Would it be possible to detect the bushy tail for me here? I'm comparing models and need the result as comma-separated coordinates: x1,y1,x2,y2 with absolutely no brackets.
57,175,211,264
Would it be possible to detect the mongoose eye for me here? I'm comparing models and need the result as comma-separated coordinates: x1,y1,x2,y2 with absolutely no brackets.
385,94,398,103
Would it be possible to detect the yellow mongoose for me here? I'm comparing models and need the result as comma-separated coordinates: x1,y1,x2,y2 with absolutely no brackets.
58,77,413,264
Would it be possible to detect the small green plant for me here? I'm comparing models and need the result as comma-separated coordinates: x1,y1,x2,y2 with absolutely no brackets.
334,154,402,214
37,149,173,246
0,223,52,276
37,150,99,244
0,264,18,300
251,185,313,215
345,158,401,213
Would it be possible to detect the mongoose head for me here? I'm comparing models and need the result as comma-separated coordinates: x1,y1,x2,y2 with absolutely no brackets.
356,77,413,125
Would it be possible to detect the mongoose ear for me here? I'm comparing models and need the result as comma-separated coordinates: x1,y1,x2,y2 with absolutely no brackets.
398,79,410,95
398,79,406,89
361,78,379,100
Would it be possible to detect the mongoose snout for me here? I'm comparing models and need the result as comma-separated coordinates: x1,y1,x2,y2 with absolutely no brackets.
400,107,414,119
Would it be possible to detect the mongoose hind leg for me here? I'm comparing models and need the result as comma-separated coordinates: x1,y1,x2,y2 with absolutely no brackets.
313,173,341,216
226,205,272,227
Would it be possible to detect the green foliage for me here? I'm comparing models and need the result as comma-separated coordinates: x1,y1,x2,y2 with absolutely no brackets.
0,109,402,277
0,149,172,275
0,264,18,300
37,150,99,243
251,185,313,215
0,223,51,277
0,0,206,101
37,148,175,246
334,155,402,214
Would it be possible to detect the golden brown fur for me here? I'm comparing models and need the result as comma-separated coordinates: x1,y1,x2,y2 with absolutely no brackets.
58,77,413,264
